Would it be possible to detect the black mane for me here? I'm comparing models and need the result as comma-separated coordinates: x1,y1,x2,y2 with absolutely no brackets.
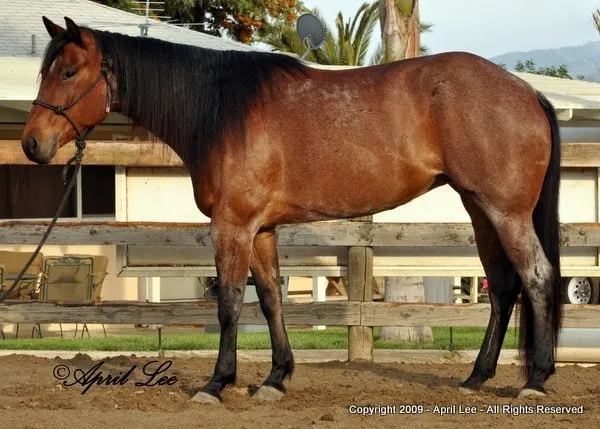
41,28,306,166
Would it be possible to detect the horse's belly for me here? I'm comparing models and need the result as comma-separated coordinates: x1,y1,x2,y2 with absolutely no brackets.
282,165,439,221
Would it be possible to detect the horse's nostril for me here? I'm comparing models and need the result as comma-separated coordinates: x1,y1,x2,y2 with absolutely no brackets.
26,135,38,154
23,136,38,159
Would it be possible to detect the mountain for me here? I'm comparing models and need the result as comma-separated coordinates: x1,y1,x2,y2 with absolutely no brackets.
490,41,600,82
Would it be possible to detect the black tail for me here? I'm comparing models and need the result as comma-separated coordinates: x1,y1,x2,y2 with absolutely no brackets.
520,90,563,376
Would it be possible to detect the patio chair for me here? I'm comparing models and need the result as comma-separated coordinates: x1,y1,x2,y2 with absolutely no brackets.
0,250,43,299
38,256,95,338
65,254,109,337
64,254,108,302
0,251,44,339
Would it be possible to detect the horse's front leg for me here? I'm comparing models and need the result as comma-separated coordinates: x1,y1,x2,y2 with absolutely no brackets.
192,219,255,404
250,229,294,401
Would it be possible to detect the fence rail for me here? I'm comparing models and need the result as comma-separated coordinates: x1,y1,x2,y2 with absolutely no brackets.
2,221,600,247
0,301,598,328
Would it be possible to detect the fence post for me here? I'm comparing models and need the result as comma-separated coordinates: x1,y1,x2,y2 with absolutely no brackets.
347,217,374,361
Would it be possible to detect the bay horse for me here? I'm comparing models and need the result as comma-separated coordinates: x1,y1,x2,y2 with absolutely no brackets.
22,16,562,403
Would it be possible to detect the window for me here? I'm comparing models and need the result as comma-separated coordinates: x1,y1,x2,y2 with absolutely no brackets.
0,165,115,220
80,166,115,218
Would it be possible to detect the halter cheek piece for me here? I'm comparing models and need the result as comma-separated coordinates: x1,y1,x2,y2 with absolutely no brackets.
31,57,113,167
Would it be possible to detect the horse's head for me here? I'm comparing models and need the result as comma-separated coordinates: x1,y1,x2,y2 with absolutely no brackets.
22,17,112,164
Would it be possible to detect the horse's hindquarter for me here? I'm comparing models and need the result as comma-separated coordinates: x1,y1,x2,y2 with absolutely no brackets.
421,52,552,211
250,60,445,222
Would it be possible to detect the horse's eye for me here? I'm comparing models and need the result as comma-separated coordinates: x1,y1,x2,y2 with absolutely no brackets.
62,69,78,80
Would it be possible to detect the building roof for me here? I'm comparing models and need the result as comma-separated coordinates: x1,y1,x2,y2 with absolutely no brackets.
4,55,600,123
512,72,600,121
1,0,253,58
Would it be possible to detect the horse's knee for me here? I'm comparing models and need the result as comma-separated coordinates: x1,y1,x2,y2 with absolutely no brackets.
217,285,245,325
258,290,281,318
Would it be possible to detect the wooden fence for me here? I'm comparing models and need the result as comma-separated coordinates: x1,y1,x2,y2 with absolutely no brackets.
1,301,598,328
1,220,600,360
3,220,600,247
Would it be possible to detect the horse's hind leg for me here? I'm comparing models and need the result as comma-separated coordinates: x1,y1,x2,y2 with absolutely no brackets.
464,198,557,397
192,219,255,404
458,193,521,393
483,210,557,397
249,229,294,401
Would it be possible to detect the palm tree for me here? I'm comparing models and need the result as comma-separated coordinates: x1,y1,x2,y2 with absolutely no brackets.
262,3,380,66
380,0,421,61
378,0,433,342
369,21,431,65
262,2,430,66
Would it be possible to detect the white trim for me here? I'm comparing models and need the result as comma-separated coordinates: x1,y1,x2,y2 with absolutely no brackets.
138,276,161,303
557,109,573,121
114,166,127,221
312,277,327,330
117,265,600,279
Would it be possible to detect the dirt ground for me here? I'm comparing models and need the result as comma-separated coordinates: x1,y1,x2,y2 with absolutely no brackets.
0,354,598,429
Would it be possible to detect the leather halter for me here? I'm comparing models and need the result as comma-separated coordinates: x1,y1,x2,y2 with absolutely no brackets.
32,58,113,152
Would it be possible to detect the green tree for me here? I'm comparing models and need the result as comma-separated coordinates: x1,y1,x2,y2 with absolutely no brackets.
262,1,431,66
92,0,136,11
514,59,584,80
91,0,304,44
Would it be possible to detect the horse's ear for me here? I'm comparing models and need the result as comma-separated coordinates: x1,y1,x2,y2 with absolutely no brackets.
42,16,65,38
64,16,83,47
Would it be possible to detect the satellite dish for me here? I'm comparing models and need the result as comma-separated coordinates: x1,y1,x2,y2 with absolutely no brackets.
296,14,325,60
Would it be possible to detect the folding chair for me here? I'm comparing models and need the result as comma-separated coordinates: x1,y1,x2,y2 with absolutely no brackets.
39,256,94,338
0,251,44,338
65,254,109,337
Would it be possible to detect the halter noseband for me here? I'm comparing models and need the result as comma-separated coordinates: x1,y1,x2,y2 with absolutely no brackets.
32,58,113,154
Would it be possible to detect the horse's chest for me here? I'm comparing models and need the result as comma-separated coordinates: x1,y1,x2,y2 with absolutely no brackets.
188,167,217,219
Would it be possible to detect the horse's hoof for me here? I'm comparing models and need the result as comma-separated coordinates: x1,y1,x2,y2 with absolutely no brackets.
252,385,285,402
518,388,546,399
458,386,478,395
191,391,221,404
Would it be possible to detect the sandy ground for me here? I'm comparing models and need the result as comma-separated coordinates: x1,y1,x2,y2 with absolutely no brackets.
0,354,598,429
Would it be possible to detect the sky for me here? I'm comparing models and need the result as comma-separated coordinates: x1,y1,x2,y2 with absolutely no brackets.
302,0,600,59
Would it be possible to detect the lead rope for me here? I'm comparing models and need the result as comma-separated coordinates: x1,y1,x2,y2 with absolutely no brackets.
0,138,87,302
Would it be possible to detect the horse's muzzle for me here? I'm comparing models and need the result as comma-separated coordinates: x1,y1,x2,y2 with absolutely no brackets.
22,133,56,165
